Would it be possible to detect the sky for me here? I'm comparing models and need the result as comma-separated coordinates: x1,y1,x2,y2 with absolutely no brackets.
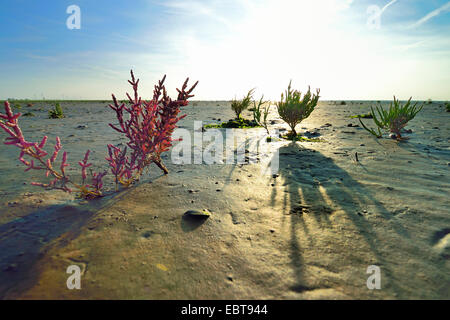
0,0,449,101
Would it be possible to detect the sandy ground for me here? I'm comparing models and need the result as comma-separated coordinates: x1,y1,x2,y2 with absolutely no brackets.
0,100,449,299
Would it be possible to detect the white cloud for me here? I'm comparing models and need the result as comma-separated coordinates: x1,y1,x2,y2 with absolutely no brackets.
409,1,450,29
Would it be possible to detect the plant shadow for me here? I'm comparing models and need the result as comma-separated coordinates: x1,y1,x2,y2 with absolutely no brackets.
0,205,95,298
269,142,408,295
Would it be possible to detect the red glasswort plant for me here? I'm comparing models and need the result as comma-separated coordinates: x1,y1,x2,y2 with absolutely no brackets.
0,70,197,199
107,70,198,189
0,101,106,199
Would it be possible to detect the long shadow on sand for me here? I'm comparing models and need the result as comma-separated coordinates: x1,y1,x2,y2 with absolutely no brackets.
269,142,408,295
0,205,94,298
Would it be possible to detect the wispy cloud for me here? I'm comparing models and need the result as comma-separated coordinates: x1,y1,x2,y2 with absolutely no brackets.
162,0,233,28
381,0,398,14
409,1,450,29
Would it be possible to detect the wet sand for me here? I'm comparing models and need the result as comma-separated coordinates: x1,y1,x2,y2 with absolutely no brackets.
0,100,449,299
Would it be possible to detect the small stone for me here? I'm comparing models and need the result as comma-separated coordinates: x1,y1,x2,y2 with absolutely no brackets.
184,209,211,217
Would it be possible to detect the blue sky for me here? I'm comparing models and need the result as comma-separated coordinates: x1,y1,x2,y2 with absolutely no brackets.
0,0,449,100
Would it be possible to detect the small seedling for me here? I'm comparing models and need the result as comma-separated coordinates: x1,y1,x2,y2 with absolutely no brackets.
252,96,270,134
48,103,64,119
231,89,255,119
358,96,423,140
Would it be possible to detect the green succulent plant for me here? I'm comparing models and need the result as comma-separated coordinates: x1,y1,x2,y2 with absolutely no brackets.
231,89,255,119
252,95,270,134
48,102,65,119
358,96,423,140
276,81,320,137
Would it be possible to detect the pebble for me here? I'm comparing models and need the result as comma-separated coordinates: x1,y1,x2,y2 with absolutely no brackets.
184,209,211,217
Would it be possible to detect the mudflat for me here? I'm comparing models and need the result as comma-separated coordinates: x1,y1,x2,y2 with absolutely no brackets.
0,100,448,299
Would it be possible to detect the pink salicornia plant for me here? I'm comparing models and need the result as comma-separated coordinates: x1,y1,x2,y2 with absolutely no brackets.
0,101,106,199
107,70,198,187
0,70,197,199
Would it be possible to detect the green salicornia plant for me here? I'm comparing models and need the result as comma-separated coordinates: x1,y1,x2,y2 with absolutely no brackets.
231,88,255,119
48,102,64,119
358,96,423,140
276,81,320,137
253,96,270,134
